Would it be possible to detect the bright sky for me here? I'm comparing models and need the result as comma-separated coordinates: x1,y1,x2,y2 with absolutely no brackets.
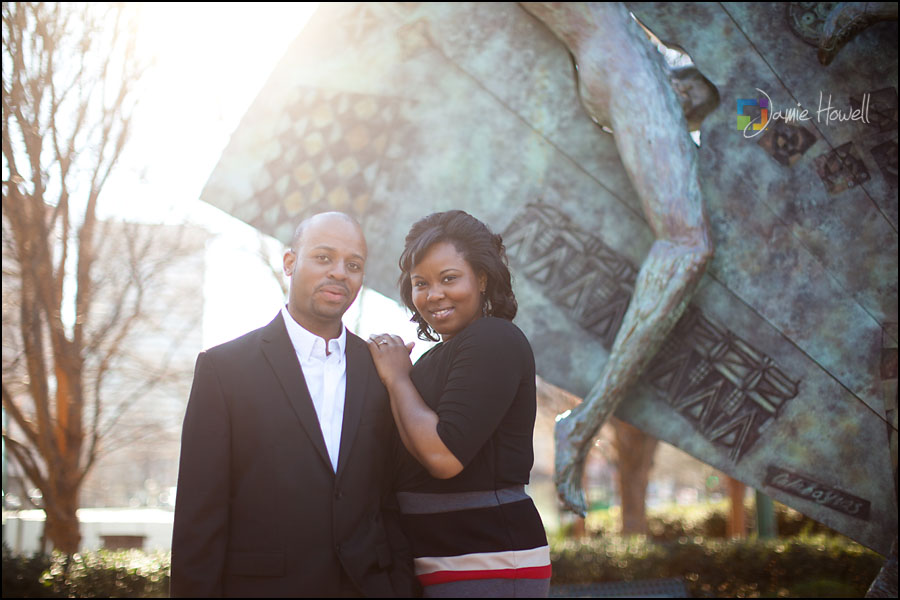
97,2,431,356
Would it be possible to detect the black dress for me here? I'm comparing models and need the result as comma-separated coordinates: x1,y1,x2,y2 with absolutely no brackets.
395,317,550,598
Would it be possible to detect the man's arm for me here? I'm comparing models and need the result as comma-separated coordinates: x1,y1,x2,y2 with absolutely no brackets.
382,421,420,597
171,352,232,597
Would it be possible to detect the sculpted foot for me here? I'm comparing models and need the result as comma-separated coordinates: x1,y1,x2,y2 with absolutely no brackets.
554,409,589,517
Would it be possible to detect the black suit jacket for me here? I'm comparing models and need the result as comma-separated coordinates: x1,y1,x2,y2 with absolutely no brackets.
171,313,415,597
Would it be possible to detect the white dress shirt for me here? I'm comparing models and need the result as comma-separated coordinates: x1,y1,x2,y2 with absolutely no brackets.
281,305,347,472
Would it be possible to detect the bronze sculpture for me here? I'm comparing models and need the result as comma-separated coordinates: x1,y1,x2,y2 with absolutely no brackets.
199,2,898,584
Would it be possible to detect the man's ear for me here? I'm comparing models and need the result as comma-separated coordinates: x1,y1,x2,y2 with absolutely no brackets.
283,249,296,277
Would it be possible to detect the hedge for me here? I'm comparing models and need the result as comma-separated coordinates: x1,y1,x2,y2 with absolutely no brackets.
550,533,882,598
581,498,844,541
2,545,169,598
3,518,885,598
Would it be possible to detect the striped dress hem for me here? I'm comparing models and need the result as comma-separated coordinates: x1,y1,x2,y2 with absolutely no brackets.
398,485,551,597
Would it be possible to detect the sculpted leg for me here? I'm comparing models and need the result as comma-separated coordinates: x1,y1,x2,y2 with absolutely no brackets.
554,243,711,515
521,2,714,515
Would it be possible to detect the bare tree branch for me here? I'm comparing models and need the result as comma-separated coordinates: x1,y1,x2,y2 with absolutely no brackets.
2,381,41,449
3,434,47,494
2,2,195,552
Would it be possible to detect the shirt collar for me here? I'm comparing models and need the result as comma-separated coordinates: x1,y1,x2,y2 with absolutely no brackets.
281,305,346,362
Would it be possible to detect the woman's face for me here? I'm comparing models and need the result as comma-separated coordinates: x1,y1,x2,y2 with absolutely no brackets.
410,241,487,342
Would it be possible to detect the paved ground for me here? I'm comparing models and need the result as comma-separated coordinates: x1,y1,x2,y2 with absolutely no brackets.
549,578,689,598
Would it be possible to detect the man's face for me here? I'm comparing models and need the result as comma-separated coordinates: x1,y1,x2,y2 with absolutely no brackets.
283,215,367,339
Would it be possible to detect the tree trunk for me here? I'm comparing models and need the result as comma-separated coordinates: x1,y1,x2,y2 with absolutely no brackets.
2,2,168,555
43,481,82,554
726,475,746,538
612,418,659,535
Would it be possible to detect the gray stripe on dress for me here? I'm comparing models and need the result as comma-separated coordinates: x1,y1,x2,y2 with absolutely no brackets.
397,485,529,514
423,576,550,598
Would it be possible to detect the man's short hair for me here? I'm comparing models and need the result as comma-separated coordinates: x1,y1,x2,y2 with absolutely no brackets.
290,212,362,252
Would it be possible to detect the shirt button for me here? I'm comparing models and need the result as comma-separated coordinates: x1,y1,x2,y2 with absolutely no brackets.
335,490,344,500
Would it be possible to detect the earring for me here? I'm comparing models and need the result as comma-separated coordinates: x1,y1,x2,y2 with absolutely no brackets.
481,292,488,317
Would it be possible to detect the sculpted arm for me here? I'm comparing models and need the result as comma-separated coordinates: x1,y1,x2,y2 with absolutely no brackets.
521,2,714,515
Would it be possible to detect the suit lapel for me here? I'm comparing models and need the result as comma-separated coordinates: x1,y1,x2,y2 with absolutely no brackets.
336,333,367,479
260,313,333,472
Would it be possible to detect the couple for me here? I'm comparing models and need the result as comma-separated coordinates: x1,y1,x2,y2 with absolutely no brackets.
171,210,550,598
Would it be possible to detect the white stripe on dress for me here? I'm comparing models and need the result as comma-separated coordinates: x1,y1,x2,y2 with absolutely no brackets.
413,545,551,576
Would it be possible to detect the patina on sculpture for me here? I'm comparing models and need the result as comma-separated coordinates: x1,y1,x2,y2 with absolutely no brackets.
817,2,899,66
524,4,898,596
520,2,714,517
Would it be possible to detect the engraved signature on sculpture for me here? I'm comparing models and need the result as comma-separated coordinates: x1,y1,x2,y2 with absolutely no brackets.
765,466,872,520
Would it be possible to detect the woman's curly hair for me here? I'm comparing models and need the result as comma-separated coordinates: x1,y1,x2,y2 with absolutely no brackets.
398,210,517,342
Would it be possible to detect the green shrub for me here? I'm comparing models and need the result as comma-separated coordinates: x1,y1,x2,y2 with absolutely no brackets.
3,519,885,599
788,577,862,598
2,546,59,598
585,499,842,541
2,545,169,598
550,533,883,598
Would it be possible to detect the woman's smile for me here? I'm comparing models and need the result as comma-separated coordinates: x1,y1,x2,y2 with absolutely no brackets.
429,307,454,320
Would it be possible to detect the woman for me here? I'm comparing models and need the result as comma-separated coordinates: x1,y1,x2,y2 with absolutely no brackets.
367,210,551,598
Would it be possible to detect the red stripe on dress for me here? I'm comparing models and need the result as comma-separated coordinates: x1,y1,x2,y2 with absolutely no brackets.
418,565,552,586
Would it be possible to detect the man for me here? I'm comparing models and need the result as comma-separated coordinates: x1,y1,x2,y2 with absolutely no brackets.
171,212,414,597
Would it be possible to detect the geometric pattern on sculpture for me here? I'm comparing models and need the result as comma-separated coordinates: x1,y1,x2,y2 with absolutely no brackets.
813,141,871,194
504,203,800,462
756,120,817,167
341,3,381,43
870,139,898,188
646,308,800,462
503,203,637,348
252,86,408,226
851,87,898,134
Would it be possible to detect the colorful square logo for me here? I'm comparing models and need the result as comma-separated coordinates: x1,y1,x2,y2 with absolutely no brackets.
737,97,769,131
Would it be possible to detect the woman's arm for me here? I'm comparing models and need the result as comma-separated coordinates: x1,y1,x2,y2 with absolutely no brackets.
367,334,463,479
